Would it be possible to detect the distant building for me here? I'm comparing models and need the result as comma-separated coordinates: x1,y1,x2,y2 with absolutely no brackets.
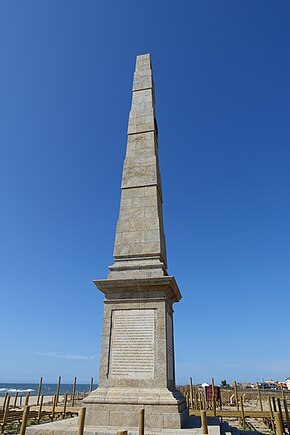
286,378,290,390
264,380,286,390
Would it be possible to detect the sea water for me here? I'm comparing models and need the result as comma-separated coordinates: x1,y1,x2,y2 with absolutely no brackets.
0,383,97,397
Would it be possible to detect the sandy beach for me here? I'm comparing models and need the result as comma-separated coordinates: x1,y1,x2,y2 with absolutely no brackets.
0,395,63,408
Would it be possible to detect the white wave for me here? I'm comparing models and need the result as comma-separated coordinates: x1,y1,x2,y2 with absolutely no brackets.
0,388,35,394
16,389,35,393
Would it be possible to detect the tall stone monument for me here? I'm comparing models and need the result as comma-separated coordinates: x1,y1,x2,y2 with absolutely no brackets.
83,53,187,430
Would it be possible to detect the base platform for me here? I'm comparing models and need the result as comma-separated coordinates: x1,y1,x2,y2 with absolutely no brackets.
26,416,221,435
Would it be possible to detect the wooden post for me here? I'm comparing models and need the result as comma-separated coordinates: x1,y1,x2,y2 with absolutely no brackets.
272,396,277,412
201,410,208,434
185,392,189,408
274,411,284,435
139,408,145,435
51,394,57,421
281,386,286,401
13,391,19,408
56,376,61,405
19,405,30,435
37,394,44,424
283,398,290,434
277,397,283,414
24,391,30,407
78,407,86,435
277,398,284,434
90,377,93,393
240,395,245,428
199,392,203,410
2,392,8,411
62,393,68,418
268,396,275,432
72,376,77,407
37,376,43,406
202,390,205,410
189,377,194,409
212,378,216,417
233,381,239,411
1,395,10,434
256,382,263,411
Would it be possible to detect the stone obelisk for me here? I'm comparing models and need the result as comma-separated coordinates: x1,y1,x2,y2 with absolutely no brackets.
83,54,187,430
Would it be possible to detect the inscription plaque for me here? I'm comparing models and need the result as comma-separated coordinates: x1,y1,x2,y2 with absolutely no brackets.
109,309,154,379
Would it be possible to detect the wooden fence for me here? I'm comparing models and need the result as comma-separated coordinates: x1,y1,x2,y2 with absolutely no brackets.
0,375,145,435
0,375,94,434
2,375,289,434
179,377,290,434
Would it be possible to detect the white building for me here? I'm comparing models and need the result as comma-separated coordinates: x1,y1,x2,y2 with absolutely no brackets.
286,377,290,390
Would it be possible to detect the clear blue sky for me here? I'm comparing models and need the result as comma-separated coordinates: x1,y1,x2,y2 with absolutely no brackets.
0,1,289,385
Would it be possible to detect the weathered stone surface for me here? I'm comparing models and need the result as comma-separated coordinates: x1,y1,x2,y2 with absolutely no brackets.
83,396,188,429
90,279,180,393
109,53,166,280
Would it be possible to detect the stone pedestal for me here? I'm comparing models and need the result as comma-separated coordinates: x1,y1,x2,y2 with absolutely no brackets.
84,390,187,429
83,277,187,429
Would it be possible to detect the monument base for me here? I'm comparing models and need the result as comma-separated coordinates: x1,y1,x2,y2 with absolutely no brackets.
82,387,187,429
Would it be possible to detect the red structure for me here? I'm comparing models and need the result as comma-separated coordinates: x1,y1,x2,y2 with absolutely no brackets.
205,386,222,408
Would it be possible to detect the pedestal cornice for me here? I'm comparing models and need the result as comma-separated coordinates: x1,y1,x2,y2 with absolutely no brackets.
93,275,182,303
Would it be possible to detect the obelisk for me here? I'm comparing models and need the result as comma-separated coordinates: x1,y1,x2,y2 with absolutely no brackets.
83,54,187,430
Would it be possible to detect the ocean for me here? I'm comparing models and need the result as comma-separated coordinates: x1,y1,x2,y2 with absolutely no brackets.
0,383,97,397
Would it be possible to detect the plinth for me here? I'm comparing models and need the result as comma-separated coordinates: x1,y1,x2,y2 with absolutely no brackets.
83,277,187,429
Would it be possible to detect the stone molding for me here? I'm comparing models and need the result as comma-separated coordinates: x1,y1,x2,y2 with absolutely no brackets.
94,276,182,303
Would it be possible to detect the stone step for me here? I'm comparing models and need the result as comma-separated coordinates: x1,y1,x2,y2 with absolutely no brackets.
26,416,222,435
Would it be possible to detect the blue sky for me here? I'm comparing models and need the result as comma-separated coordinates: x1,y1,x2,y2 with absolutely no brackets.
0,1,289,385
